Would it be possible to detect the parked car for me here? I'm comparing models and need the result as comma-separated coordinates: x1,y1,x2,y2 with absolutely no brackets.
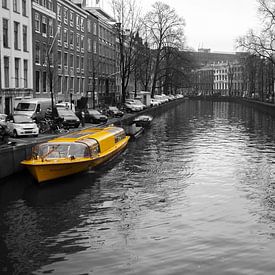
150,99,161,107
124,99,145,112
0,113,7,122
6,114,39,137
106,106,124,117
56,107,80,128
0,115,9,144
84,109,108,124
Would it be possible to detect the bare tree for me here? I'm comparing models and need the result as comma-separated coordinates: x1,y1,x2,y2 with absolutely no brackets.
236,0,275,64
143,1,185,97
111,0,141,103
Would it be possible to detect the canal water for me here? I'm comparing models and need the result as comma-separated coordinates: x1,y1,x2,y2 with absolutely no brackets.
1,100,275,274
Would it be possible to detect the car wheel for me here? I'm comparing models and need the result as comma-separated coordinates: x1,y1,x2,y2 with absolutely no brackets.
13,130,18,138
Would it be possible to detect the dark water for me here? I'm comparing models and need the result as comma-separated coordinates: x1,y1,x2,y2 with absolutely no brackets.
2,100,275,274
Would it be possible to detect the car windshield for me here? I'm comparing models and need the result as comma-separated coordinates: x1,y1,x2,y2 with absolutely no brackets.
13,115,33,123
88,110,101,115
16,103,36,111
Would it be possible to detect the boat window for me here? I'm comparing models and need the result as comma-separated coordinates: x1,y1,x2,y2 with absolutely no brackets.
114,131,126,143
77,138,100,156
33,142,90,159
90,144,100,156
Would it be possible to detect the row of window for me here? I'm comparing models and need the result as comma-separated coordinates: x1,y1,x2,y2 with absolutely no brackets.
214,82,243,90
57,4,85,32
57,51,85,72
35,72,85,94
34,12,54,37
34,0,53,11
2,0,28,16
2,19,28,52
3,56,28,89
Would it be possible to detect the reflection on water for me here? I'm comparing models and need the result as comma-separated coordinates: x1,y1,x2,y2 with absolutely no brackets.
2,100,275,274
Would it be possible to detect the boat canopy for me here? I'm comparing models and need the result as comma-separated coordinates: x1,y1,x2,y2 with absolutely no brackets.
32,142,91,159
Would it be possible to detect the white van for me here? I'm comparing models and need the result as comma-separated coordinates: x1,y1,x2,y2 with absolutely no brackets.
14,98,53,121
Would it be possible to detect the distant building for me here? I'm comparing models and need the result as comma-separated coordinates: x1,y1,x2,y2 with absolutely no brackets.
0,0,33,114
191,49,245,96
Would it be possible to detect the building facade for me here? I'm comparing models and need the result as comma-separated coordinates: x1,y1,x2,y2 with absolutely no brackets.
32,0,56,100
0,0,33,114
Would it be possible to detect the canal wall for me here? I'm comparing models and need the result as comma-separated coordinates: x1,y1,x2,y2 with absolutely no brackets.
0,98,186,182
190,96,275,117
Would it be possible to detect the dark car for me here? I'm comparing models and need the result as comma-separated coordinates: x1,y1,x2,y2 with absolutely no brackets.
106,106,124,118
84,109,108,124
56,107,80,128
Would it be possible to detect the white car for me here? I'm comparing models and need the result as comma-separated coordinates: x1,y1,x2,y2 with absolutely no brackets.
125,100,143,112
0,114,7,123
7,114,39,137
150,99,161,107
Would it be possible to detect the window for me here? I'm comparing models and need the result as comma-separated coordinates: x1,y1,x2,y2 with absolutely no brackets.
15,58,20,88
88,38,91,52
76,34,80,50
42,16,47,36
93,23,97,35
2,0,8,9
64,8,68,24
42,71,47,92
76,56,80,70
57,25,61,44
57,51,62,68
93,41,97,54
3,19,9,48
70,11,74,26
70,54,74,68
80,17,84,31
64,29,68,46
88,19,91,32
4,57,9,88
57,76,62,94
42,43,47,65
76,14,80,29
22,0,27,16
57,4,61,21
13,0,18,12
70,77,74,91
70,31,74,47
49,18,53,37
23,60,28,88
64,52,68,67
23,25,27,51
35,42,40,64
35,71,40,93
35,13,40,32
80,35,84,50
14,22,20,50
64,76,68,93
81,57,84,70
48,0,53,11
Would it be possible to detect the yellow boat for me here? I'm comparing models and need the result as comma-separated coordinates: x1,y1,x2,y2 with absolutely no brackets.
21,126,130,183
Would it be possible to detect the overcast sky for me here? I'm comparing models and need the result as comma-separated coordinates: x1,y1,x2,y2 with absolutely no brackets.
101,0,260,53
